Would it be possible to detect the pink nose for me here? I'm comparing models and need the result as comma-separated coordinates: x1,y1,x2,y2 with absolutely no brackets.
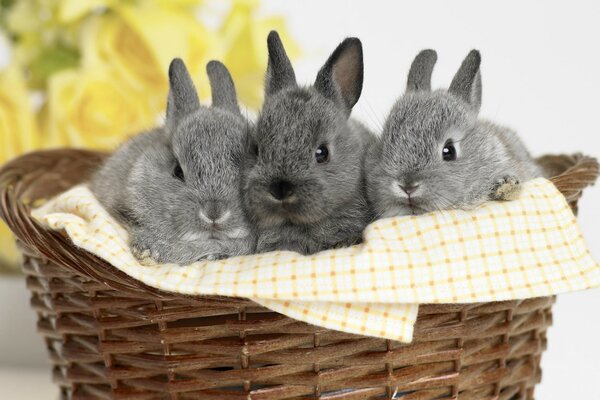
400,184,419,195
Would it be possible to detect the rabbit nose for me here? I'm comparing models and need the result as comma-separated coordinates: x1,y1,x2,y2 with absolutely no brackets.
269,180,294,201
400,183,420,196
201,202,230,224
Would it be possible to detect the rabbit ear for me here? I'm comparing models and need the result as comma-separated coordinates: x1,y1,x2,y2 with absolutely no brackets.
314,37,364,116
166,58,200,129
265,31,297,96
206,60,240,115
449,50,482,111
406,49,437,92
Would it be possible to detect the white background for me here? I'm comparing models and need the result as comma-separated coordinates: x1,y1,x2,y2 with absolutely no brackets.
1,0,599,399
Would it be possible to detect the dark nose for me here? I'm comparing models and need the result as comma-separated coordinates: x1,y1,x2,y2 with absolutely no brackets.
400,183,420,196
269,180,294,200
205,201,223,222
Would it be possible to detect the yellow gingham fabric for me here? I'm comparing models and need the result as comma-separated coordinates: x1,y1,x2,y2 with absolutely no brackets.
31,178,600,342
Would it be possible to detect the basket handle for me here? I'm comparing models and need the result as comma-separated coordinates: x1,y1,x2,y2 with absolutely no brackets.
538,153,599,213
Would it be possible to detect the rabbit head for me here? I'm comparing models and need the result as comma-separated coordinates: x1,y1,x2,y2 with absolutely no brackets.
367,49,520,217
128,59,253,259
243,31,367,232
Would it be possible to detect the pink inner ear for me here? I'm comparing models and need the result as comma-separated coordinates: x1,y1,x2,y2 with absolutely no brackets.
332,46,360,104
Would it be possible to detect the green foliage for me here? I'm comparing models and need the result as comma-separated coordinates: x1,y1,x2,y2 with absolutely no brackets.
0,0,15,9
29,44,80,88
0,0,16,29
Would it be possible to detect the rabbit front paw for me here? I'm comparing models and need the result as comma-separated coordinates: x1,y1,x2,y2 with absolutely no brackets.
132,247,160,266
491,175,521,201
203,253,228,261
131,234,163,265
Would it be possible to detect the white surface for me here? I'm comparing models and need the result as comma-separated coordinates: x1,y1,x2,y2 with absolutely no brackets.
0,367,57,399
1,0,599,398
0,278,49,366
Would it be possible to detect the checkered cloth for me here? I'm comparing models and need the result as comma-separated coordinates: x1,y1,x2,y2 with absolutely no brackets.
31,178,599,342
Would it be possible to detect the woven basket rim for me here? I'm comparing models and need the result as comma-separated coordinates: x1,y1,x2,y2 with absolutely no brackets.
0,149,598,304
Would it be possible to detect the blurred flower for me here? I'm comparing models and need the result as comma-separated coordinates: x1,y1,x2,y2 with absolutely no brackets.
6,0,82,88
44,66,156,149
0,64,40,269
57,0,206,24
0,63,40,176
58,0,112,23
155,0,205,8
81,4,217,111
4,0,44,35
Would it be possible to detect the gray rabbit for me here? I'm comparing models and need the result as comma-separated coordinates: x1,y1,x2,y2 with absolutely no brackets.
90,58,255,264
366,49,541,218
242,31,374,255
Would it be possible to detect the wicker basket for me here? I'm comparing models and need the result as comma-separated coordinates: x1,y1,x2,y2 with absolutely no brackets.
0,150,598,400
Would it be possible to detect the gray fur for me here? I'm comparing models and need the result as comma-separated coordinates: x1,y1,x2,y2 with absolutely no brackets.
406,49,437,92
314,37,364,115
448,50,482,111
90,58,255,264
242,31,374,255
166,58,201,132
366,50,541,218
207,60,240,115
265,31,297,96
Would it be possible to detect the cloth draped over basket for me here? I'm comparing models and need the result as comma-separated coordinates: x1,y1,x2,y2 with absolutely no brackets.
31,177,600,342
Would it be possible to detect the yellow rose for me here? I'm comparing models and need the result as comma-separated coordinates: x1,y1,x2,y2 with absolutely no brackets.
44,66,156,150
0,64,40,270
0,65,40,162
58,0,112,23
81,7,217,111
154,0,205,7
5,0,43,35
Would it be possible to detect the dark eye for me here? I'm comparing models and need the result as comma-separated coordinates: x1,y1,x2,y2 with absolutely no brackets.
442,140,457,161
315,144,329,164
173,162,185,181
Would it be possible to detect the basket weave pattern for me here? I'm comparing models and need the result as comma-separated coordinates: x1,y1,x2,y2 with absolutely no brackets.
1,150,598,400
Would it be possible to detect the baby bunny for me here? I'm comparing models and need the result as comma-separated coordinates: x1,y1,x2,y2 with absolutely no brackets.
91,58,255,264
366,49,540,218
242,31,374,255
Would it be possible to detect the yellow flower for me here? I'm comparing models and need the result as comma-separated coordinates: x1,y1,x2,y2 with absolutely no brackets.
0,64,40,269
44,66,156,150
81,6,217,112
58,0,112,23
0,64,40,172
154,0,205,7
5,0,44,35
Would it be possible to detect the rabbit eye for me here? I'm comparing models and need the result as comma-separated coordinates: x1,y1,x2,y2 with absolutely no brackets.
442,140,457,161
173,162,185,181
315,145,329,164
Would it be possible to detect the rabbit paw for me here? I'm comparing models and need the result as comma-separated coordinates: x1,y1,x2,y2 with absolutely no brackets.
132,246,159,266
492,175,521,201
203,253,228,261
